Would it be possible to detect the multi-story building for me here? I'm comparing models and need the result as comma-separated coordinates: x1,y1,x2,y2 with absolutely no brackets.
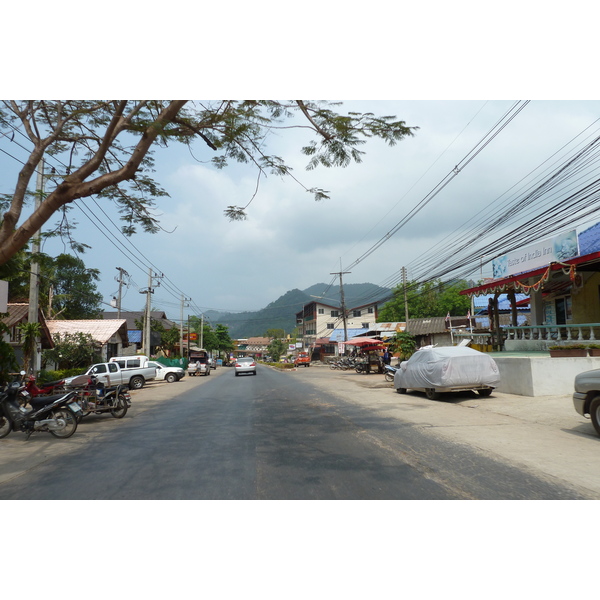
296,300,379,351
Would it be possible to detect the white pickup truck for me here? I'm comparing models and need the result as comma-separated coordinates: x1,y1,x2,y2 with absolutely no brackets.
187,350,211,377
65,360,157,390
147,360,185,383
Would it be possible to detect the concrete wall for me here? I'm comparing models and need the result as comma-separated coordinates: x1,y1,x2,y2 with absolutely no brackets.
494,355,600,396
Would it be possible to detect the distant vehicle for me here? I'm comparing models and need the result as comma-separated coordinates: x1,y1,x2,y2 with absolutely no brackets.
294,353,311,367
393,346,500,400
209,358,217,370
147,361,185,383
235,357,257,376
573,368,600,436
188,350,211,377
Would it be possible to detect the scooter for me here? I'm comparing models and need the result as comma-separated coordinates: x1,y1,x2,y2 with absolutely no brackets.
0,373,82,439
384,364,398,382
24,374,66,397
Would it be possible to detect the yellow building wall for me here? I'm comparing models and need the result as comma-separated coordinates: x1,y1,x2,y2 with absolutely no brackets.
572,272,600,323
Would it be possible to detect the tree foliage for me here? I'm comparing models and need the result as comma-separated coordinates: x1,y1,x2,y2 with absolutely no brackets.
0,101,417,265
267,338,287,363
42,332,99,369
379,279,472,322
17,321,41,373
0,319,18,383
48,254,102,319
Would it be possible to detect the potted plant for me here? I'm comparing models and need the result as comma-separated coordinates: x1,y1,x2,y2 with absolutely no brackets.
549,344,588,357
587,344,600,357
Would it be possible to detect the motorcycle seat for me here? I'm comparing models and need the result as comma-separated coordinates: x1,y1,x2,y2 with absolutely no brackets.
42,379,65,388
29,393,72,409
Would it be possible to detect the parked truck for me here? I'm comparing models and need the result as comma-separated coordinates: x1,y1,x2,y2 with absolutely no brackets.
65,360,157,390
187,350,211,377
294,352,311,367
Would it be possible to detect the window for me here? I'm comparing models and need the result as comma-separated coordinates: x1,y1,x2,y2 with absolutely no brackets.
327,323,334,329
362,323,370,329
109,363,119,373
318,308,324,315
353,310,361,317
367,307,374,314
331,310,339,317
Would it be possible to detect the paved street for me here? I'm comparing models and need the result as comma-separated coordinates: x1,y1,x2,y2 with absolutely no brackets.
0,364,598,499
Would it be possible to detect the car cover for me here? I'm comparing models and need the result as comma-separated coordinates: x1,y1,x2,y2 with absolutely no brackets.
396,346,500,389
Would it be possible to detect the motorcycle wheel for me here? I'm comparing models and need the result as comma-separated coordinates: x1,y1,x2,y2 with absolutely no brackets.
384,373,394,382
48,408,78,438
110,395,128,419
0,414,11,439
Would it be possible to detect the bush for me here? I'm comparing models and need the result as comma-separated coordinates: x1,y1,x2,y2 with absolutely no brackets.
37,367,87,384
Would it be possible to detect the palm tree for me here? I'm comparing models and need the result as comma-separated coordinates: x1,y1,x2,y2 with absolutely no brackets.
18,322,41,373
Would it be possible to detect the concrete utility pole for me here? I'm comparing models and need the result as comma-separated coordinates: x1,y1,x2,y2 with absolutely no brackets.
139,269,162,356
331,269,351,342
27,159,44,373
180,294,190,357
115,267,129,319
402,266,410,331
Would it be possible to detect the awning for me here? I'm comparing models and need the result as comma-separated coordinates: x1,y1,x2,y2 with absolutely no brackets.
460,253,600,296
343,337,384,347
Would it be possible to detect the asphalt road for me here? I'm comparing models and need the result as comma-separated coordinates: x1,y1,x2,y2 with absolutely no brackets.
0,364,590,499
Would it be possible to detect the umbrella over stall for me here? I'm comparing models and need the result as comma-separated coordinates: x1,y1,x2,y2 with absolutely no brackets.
342,337,385,348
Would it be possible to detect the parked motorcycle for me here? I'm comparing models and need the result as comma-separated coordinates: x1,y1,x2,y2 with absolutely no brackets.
73,376,131,419
384,364,398,382
24,375,66,397
0,373,82,439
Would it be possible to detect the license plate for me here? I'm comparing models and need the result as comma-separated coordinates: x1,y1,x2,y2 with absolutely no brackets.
69,402,82,412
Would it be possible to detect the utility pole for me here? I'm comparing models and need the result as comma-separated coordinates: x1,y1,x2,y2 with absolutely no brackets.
402,266,410,331
200,314,204,348
115,267,129,319
139,269,162,356
331,269,351,343
28,159,44,373
180,294,190,357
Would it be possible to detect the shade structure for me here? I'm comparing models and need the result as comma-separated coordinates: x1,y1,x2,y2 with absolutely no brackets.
343,337,384,346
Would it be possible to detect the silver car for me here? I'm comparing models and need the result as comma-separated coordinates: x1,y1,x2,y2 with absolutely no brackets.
235,357,257,376
573,368,600,436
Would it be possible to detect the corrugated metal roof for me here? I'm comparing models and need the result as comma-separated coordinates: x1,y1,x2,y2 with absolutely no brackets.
406,317,448,336
47,319,128,345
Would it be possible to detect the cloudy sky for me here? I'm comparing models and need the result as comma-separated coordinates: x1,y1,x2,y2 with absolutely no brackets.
2,100,600,322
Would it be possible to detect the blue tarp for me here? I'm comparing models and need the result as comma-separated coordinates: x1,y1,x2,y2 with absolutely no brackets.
473,293,529,313
328,328,369,342
127,330,142,343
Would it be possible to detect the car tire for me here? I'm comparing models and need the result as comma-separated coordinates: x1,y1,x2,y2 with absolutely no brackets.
590,395,600,437
396,388,407,394
166,373,177,383
477,388,493,397
235,372,239,377
425,388,440,400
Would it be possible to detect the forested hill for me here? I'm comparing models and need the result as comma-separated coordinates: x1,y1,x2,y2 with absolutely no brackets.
204,283,391,339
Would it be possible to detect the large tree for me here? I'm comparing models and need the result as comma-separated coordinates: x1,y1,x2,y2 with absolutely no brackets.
379,279,472,321
49,253,103,319
0,101,416,264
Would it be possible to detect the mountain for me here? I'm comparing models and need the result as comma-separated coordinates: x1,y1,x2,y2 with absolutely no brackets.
204,283,392,339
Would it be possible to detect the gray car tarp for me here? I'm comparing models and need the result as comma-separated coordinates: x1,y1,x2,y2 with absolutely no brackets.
395,346,500,390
